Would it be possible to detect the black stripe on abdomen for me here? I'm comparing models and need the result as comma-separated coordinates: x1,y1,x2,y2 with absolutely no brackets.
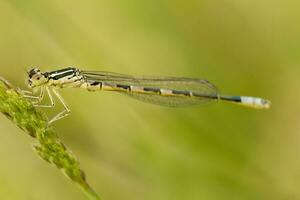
193,92,219,99
91,81,101,86
220,96,241,102
143,87,161,93
172,90,191,96
116,84,130,90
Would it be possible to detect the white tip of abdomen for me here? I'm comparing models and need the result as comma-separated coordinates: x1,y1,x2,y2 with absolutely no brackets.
240,96,271,109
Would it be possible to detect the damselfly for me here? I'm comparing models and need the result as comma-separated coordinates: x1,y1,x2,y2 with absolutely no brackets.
25,67,271,124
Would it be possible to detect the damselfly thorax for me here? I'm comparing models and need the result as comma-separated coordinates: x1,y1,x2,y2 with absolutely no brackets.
25,67,271,124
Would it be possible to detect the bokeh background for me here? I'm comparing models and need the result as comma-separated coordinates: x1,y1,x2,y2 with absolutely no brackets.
0,1,299,200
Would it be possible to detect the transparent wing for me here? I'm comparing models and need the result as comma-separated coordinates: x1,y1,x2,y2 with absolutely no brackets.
81,71,220,107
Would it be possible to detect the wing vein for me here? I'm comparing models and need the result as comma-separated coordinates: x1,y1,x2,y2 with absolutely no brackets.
80,71,219,107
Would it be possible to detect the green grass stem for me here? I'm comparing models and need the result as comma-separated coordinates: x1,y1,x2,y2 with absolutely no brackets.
0,77,101,200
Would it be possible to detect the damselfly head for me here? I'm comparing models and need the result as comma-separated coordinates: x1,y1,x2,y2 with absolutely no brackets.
27,67,48,88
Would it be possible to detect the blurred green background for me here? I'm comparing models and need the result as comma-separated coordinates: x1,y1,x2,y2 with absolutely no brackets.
0,0,299,200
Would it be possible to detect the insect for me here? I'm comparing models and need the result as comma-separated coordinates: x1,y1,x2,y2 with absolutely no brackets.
25,67,271,124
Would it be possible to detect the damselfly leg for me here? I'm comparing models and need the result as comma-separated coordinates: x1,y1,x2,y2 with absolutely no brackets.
22,87,45,103
24,87,70,125
48,88,70,124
